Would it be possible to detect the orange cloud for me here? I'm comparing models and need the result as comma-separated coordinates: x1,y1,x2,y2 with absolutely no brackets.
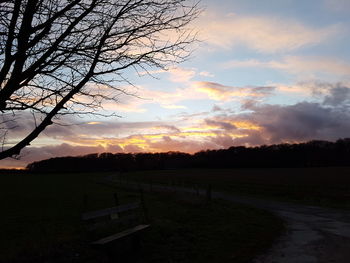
193,81,274,101
5,91,350,169
87,121,101,125
54,118,258,155
228,121,261,131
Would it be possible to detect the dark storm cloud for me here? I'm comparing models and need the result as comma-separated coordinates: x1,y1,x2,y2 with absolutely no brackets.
236,101,350,144
322,84,350,106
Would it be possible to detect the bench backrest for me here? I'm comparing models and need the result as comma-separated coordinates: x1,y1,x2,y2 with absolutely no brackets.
81,201,144,232
81,202,140,221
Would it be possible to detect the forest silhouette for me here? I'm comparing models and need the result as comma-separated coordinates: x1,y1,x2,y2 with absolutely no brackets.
27,138,350,172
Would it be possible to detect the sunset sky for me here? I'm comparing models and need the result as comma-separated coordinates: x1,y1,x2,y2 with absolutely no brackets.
2,0,350,169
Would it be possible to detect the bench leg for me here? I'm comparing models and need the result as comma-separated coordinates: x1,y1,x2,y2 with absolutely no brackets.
132,234,142,251
103,236,143,262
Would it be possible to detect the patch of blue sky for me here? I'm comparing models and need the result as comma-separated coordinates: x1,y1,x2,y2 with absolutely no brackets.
266,93,316,107
217,67,293,87
205,0,349,24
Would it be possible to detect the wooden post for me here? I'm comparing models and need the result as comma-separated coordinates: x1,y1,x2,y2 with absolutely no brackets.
139,188,149,223
205,184,212,205
137,181,141,191
113,192,119,207
83,194,88,211
112,192,120,219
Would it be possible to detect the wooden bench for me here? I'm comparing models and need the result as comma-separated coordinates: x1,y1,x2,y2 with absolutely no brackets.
81,195,150,250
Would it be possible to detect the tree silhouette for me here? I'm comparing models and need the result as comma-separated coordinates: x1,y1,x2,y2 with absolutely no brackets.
26,139,350,172
0,0,200,159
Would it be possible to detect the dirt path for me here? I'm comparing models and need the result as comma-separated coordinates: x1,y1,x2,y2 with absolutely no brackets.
213,192,350,263
110,179,350,263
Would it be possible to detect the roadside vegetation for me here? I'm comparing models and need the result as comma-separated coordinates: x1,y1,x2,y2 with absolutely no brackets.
0,172,283,263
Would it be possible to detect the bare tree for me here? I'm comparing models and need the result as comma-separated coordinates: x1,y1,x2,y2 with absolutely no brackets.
0,0,200,160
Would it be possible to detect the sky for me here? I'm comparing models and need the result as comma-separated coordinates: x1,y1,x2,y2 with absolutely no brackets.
2,0,350,169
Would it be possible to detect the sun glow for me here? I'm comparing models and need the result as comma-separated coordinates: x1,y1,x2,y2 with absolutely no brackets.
229,121,261,130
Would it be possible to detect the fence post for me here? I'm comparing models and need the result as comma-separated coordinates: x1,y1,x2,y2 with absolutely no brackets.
112,192,120,218
205,184,212,205
195,184,199,196
83,193,88,211
139,188,149,223
113,192,119,206
137,180,141,191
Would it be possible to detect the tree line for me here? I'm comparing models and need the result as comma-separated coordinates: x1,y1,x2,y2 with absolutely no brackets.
27,138,350,172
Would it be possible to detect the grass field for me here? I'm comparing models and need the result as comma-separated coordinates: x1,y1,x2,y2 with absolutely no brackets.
0,172,283,263
123,167,350,209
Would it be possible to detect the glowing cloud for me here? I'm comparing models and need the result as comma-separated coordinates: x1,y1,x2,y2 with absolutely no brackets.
193,81,274,101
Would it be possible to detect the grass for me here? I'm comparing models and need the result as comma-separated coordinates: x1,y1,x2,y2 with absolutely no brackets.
123,167,350,209
0,172,284,263
142,193,282,263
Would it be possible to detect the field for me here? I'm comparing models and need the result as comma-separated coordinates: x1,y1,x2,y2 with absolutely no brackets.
124,167,350,209
0,172,283,263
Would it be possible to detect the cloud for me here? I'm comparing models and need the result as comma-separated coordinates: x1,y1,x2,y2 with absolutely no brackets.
138,67,196,83
4,82,350,169
246,102,350,143
197,12,341,53
205,119,237,130
98,84,189,112
272,81,350,100
168,67,196,83
3,98,350,169
152,125,181,133
199,100,350,147
212,105,224,112
112,81,274,111
224,56,350,78
193,81,274,101
324,0,350,12
0,143,107,169
0,115,255,168
322,84,350,106
199,71,215,77
78,76,277,114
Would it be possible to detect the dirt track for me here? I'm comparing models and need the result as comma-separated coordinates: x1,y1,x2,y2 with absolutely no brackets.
213,192,350,263
110,179,350,263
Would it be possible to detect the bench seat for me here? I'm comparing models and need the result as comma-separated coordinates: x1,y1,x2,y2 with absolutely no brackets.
91,224,150,245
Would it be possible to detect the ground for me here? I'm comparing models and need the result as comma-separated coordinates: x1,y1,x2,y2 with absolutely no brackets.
0,171,283,263
111,168,350,263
